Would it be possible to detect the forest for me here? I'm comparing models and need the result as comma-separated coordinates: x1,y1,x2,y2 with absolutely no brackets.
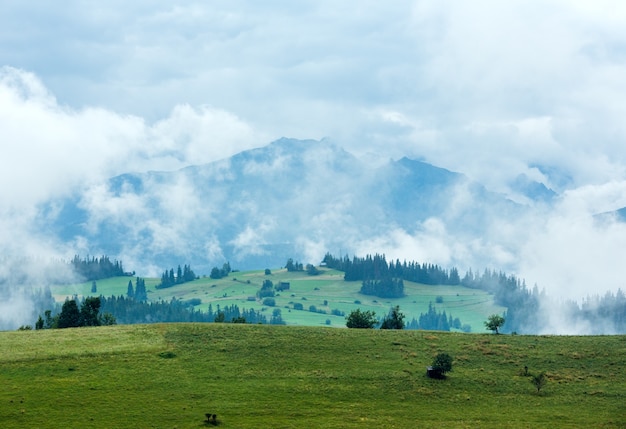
322,252,626,334
69,255,130,281
19,252,626,334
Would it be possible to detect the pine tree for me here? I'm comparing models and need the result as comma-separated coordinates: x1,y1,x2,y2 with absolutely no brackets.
177,265,183,283
380,306,405,329
134,277,147,301
127,280,134,298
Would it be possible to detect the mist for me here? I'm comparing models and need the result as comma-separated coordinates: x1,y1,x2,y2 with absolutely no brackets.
2,2,626,333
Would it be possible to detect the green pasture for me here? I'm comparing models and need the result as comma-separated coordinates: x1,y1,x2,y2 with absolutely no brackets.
50,268,505,332
1,324,624,428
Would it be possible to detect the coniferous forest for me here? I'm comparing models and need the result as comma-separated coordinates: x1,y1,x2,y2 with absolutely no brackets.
322,252,626,334
70,255,130,281
19,252,626,334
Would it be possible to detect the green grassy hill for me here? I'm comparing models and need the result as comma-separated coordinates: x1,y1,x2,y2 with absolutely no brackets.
1,324,624,428
51,267,505,331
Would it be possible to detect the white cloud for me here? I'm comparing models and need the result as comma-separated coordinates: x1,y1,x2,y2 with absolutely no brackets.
0,66,262,208
2,1,626,327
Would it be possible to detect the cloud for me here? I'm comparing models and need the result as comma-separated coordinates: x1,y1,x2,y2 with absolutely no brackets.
0,66,262,207
2,2,626,329
517,182,626,301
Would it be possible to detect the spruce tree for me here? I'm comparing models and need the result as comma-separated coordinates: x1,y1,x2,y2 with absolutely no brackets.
127,280,134,298
58,299,81,328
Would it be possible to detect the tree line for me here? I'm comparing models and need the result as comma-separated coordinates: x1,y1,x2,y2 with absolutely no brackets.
36,296,116,329
405,302,468,332
35,294,285,327
323,253,460,285
70,255,130,281
156,265,197,289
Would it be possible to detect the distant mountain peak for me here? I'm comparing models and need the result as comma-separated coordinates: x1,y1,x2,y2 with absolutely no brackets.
41,138,533,273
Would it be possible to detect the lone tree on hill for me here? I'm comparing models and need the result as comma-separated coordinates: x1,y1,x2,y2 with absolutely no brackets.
346,309,377,329
531,372,547,393
485,314,505,334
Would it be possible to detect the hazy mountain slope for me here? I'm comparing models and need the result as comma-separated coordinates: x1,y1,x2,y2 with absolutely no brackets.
40,138,537,274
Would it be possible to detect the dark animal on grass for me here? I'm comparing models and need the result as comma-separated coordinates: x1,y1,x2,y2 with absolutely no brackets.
205,413,218,425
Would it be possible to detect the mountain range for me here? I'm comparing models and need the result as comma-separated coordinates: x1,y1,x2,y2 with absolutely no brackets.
39,138,558,274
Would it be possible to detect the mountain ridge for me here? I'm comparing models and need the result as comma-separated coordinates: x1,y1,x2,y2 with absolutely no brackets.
41,138,545,274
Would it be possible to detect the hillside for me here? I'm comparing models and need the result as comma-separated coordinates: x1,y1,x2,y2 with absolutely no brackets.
1,324,624,428
51,266,505,332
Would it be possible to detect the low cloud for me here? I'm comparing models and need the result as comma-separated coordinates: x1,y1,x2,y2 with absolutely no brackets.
2,2,626,331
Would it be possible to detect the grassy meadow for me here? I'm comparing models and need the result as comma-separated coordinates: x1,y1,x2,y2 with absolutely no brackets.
51,268,504,332
1,323,625,428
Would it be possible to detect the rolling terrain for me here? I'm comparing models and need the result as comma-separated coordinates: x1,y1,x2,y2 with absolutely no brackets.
1,324,624,428
51,266,504,332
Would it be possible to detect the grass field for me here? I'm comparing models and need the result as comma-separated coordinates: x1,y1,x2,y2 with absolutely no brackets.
1,324,624,428
50,268,505,332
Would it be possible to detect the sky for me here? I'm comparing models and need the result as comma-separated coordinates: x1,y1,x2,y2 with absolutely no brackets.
2,1,626,323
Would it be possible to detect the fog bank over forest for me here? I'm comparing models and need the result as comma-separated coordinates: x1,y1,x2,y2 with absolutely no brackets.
2,2,626,332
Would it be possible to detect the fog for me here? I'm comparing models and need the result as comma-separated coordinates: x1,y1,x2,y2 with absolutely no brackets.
2,1,626,332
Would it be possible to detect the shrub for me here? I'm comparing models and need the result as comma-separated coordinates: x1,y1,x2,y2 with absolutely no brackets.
430,353,453,377
184,298,202,307
346,309,377,329
435,296,444,304
263,298,276,307
293,303,304,311
257,289,275,299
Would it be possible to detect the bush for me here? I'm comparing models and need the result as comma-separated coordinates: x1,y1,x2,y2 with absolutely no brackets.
257,288,275,299
435,295,444,304
184,298,202,307
346,309,377,329
293,303,304,311
263,298,276,307
431,353,453,377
